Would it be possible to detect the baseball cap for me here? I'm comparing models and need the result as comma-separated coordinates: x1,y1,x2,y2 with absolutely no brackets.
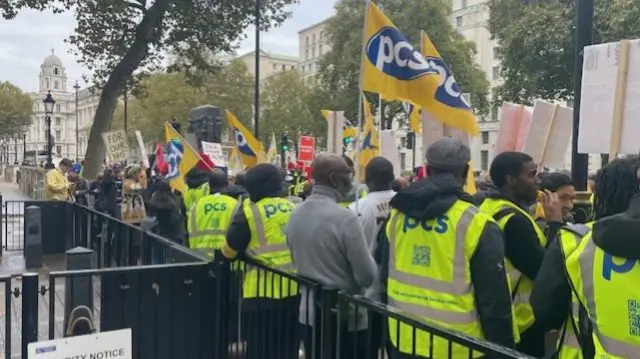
426,137,471,169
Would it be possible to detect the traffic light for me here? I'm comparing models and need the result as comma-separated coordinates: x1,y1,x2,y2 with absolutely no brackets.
281,134,289,152
343,137,352,146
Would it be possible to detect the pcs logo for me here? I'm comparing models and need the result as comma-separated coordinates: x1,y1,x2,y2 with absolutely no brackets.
366,27,438,81
164,139,183,180
425,56,471,111
233,129,256,157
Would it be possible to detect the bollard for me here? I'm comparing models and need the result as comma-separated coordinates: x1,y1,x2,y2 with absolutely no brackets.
21,273,39,358
24,205,43,269
63,246,95,335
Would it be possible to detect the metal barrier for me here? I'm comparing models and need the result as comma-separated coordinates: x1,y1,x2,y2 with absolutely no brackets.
0,199,533,359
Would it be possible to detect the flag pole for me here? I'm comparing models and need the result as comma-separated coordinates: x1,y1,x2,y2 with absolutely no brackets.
354,0,371,211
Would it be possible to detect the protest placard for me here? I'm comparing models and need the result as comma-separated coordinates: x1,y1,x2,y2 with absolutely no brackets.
201,141,226,167
101,130,129,163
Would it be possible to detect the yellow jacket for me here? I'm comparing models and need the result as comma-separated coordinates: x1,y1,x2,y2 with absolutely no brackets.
45,168,70,201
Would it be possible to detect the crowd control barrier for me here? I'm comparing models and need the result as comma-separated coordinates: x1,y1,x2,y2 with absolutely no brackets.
0,199,533,359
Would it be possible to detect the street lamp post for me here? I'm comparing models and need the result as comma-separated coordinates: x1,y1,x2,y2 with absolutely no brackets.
74,81,80,161
43,91,55,169
22,133,26,165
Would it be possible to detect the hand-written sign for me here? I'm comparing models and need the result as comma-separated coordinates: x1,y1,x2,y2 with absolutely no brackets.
28,328,132,359
102,130,130,163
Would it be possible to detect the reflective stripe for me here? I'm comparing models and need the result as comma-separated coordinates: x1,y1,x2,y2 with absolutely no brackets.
578,240,640,357
245,201,290,256
387,297,478,324
388,206,478,295
562,302,582,349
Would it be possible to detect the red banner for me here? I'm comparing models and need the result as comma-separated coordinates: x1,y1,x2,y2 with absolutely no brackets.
298,136,316,163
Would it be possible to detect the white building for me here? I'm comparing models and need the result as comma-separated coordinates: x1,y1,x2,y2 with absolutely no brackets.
297,18,332,77
25,51,100,162
236,49,299,80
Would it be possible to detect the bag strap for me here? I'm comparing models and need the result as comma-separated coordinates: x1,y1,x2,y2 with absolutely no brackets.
493,207,518,222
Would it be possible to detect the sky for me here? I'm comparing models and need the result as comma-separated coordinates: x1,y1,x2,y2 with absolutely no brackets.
0,1,336,93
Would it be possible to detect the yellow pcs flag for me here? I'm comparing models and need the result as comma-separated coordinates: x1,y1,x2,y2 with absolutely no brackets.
164,122,202,194
465,167,477,194
266,132,277,164
226,110,264,168
321,109,358,140
359,93,379,168
420,31,477,134
360,3,441,126
403,102,421,133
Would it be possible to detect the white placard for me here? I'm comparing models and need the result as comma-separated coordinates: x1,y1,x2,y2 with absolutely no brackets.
135,131,149,168
578,39,640,155
101,130,129,163
522,100,573,169
325,111,345,154
201,141,226,167
379,130,400,176
28,329,132,359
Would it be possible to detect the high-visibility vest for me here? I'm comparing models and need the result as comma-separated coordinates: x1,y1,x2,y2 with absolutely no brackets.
565,232,640,358
243,197,298,299
386,200,520,358
479,198,547,333
183,183,210,212
187,194,238,258
557,222,593,359
339,187,368,208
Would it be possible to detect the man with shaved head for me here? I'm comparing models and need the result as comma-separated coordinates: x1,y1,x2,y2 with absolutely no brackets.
286,153,376,359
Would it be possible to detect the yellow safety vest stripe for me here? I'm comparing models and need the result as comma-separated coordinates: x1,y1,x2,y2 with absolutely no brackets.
567,236,640,358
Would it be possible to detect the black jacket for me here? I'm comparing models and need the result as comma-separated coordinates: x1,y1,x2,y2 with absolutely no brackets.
377,173,516,349
532,195,640,359
147,191,187,246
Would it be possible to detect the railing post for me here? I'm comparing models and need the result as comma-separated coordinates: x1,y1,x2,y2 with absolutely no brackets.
0,194,3,257
24,205,43,269
21,272,39,358
64,247,95,334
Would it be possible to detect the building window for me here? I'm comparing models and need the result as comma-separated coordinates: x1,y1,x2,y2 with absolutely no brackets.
54,80,59,89
456,16,463,27
56,145,62,155
481,131,489,144
281,64,286,70
306,36,309,46
492,66,500,80
55,117,61,126
45,78,49,89
319,31,324,41
305,49,309,60
312,47,316,58
400,136,406,148
319,44,323,56
481,150,489,170
55,130,61,140
491,108,499,121
272,64,277,70
312,34,316,44
400,153,406,170
56,104,61,112
53,67,59,75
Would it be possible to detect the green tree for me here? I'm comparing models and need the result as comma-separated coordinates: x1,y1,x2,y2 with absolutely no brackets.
0,81,32,139
112,59,254,142
259,71,326,146
1,0,296,177
488,0,640,104
317,0,490,128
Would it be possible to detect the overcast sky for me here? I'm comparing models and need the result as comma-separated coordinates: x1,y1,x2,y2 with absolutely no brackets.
0,1,335,93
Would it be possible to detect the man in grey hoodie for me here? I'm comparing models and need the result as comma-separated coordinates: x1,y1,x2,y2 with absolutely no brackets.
286,153,377,359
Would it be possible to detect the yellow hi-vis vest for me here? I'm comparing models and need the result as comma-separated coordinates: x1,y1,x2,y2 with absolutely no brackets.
565,232,640,358
184,183,210,213
557,222,593,359
385,200,520,358
187,194,239,258
479,198,547,333
243,197,298,299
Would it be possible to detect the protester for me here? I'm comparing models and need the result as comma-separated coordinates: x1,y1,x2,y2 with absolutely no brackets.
391,177,408,192
531,158,640,359
222,164,299,359
68,170,90,206
286,153,376,359
147,179,187,245
539,172,576,223
45,158,72,201
478,151,564,357
378,138,517,358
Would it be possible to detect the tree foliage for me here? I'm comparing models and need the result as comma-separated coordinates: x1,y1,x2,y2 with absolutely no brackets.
112,59,254,142
0,81,33,139
1,0,296,177
259,70,326,146
489,0,640,104
317,0,490,128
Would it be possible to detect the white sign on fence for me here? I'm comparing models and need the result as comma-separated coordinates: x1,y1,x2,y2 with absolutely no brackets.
28,328,132,359
101,130,129,163
201,141,226,167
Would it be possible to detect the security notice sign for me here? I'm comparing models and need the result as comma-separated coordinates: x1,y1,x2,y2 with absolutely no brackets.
28,328,132,358
298,136,315,165
102,130,129,163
